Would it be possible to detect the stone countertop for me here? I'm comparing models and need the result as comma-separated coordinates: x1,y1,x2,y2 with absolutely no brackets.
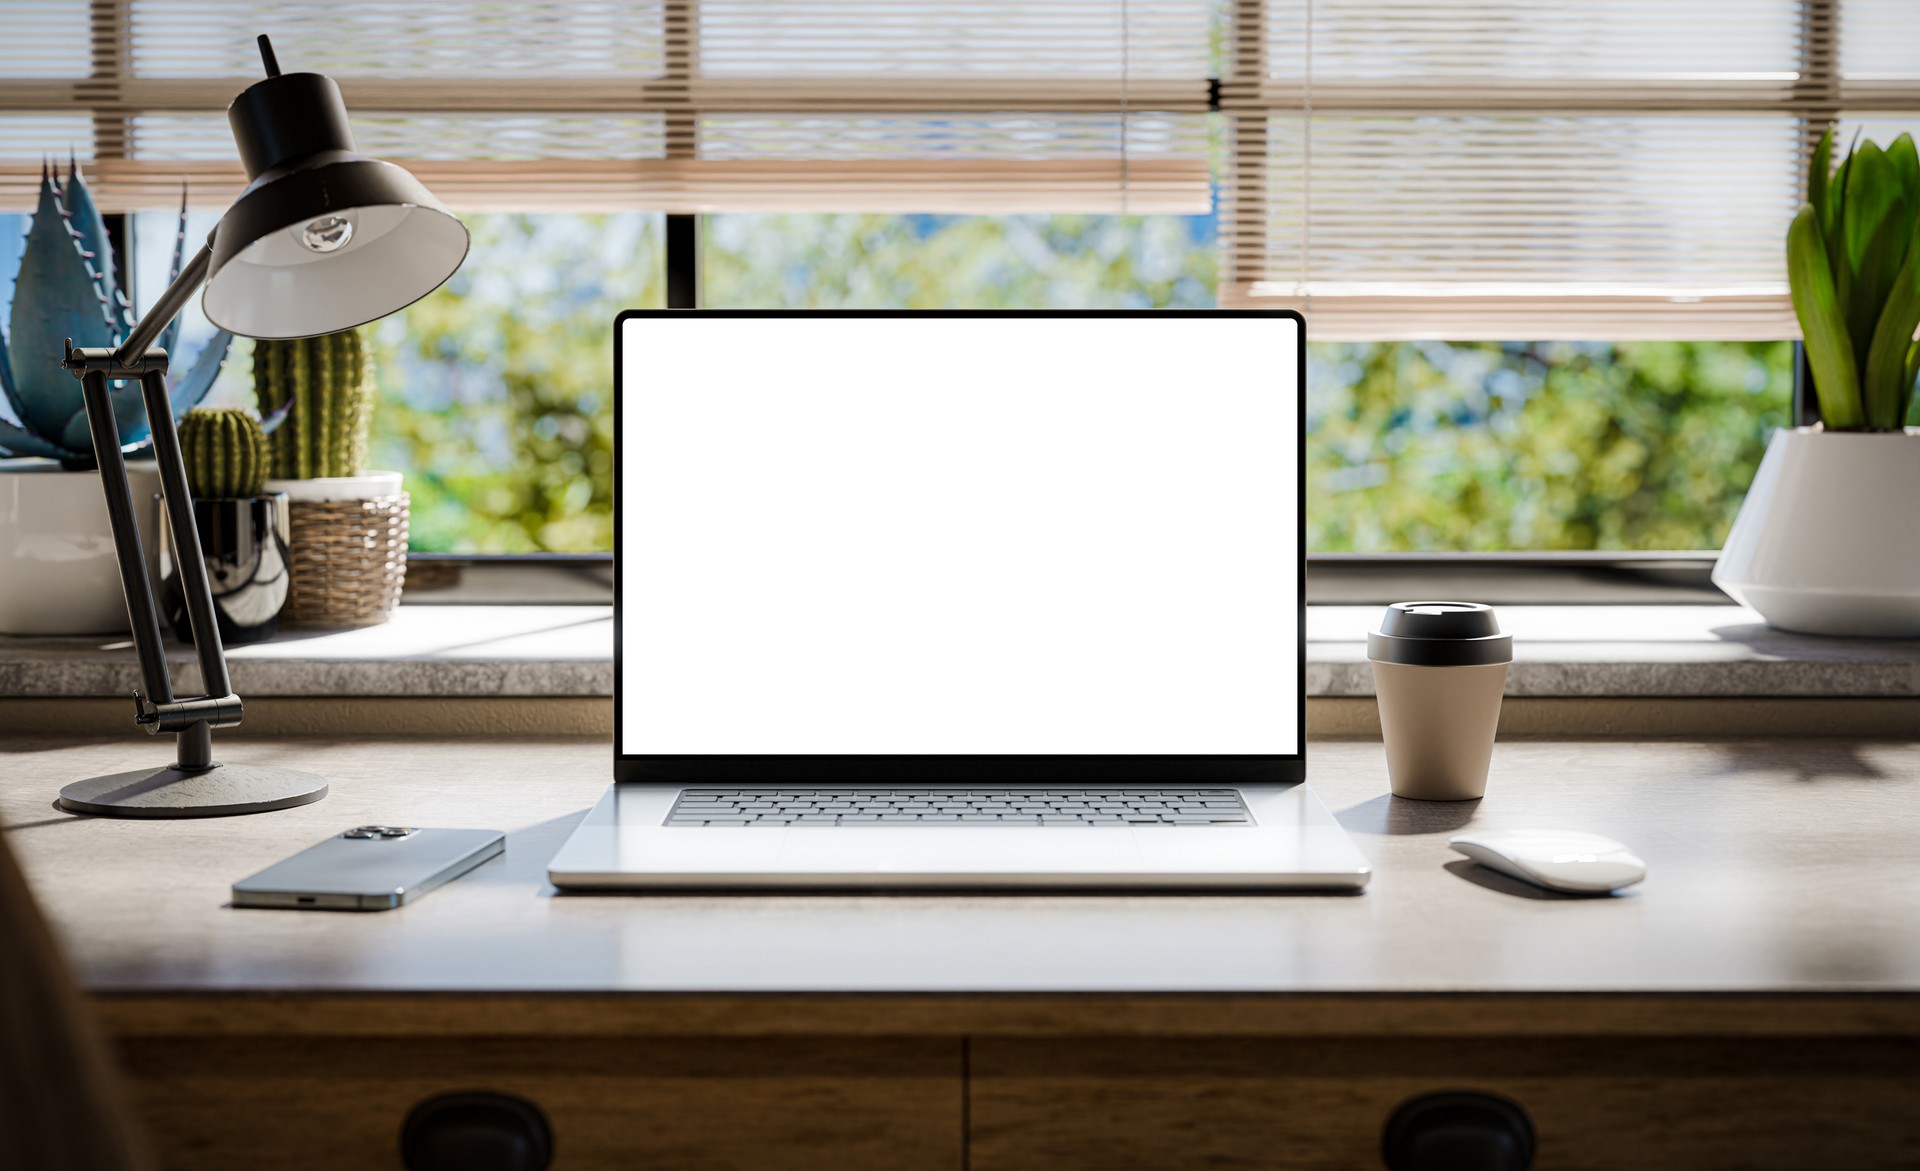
0,606,613,698
1311,605,1920,697
1,604,1916,700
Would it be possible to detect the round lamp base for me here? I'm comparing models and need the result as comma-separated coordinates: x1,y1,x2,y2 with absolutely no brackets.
58,763,328,819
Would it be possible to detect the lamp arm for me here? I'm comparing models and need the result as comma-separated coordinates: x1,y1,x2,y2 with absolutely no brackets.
114,241,212,368
65,238,240,773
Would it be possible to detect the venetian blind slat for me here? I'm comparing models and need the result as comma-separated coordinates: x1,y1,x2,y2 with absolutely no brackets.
1223,0,1920,338
0,0,1213,215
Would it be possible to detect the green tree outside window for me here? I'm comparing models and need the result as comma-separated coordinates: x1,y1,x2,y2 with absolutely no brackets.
334,210,1803,554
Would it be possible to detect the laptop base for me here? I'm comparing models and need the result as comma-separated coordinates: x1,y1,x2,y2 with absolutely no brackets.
549,782,1371,891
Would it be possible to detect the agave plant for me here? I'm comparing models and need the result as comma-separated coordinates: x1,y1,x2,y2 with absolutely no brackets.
1787,126,1920,431
0,161,232,465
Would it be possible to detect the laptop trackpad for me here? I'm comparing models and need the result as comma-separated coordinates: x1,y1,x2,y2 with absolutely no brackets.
777,829,1145,874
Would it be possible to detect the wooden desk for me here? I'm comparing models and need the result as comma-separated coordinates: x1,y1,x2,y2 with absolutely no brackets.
5,736,1918,1169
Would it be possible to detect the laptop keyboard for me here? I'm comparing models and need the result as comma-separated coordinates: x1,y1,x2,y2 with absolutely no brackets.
664,789,1254,827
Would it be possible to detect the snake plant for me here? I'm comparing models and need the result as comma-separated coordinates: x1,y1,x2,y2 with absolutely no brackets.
1788,126,1920,431
0,161,232,465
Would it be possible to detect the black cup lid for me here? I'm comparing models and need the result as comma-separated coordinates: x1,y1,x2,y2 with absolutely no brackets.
1367,601,1513,667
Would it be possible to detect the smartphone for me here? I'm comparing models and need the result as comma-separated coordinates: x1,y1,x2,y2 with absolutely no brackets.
232,826,505,911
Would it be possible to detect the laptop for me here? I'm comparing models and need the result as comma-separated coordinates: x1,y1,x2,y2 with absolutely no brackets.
547,309,1370,890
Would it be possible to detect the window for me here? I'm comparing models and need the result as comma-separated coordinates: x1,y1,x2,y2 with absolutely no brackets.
3,1,1916,556
1223,0,1912,551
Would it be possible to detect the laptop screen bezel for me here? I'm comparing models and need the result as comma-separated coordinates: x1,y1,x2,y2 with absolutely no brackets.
612,308,1307,786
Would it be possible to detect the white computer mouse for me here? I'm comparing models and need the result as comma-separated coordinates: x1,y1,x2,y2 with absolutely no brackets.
1448,829,1646,894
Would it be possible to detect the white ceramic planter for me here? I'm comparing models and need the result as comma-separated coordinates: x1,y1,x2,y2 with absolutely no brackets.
0,459,164,635
1713,427,1920,637
261,470,404,503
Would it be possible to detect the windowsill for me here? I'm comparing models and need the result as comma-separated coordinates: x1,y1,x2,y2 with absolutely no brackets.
0,607,613,699
2,603,1915,700
1310,606,1920,697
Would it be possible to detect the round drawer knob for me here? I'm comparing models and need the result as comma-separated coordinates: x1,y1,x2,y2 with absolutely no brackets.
1382,1091,1535,1171
401,1091,554,1171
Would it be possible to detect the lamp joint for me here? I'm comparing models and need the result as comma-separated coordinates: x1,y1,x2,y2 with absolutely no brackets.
138,693,245,735
65,342,170,378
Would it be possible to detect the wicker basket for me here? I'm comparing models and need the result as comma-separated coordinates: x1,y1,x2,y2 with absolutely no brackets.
283,492,410,627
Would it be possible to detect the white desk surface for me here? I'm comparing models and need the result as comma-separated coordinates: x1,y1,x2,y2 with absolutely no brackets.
4,735,1918,995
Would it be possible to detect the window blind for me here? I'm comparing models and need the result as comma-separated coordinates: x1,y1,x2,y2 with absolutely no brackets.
0,0,1212,215
1223,0,1920,338
5,1,1913,339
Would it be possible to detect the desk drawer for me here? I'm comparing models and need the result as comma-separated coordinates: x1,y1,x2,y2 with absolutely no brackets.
970,1037,1920,1171
116,1035,961,1171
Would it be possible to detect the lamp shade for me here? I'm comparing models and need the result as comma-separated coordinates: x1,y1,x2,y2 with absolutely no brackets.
201,71,468,340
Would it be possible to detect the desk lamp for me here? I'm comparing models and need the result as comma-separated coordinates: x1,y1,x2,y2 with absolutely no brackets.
56,36,468,819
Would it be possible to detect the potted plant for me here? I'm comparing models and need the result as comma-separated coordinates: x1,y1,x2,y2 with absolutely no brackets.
161,407,290,645
256,328,410,626
0,165,230,634
1714,127,1920,636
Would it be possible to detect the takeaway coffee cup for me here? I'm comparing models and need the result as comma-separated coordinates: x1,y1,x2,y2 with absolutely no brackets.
1368,602,1514,801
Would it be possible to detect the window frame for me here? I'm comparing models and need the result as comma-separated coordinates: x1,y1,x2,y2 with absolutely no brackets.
389,551,1733,607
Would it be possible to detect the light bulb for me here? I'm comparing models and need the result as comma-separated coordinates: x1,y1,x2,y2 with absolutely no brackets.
300,214,355,253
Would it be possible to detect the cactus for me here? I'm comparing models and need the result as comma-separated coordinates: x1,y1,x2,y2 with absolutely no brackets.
252,329,374,479
179,408,270,498
250,330,372,479
0,162,233,463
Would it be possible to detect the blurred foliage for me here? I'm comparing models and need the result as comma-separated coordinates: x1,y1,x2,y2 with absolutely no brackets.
287,210,1794,554
364,213,659,552
1307,340,1792,551
705,213,1217,310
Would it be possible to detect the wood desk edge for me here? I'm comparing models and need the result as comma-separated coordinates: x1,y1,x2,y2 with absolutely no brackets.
94,991,1920,1040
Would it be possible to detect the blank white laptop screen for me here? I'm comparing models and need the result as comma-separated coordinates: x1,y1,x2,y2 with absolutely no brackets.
617,312,1300,758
